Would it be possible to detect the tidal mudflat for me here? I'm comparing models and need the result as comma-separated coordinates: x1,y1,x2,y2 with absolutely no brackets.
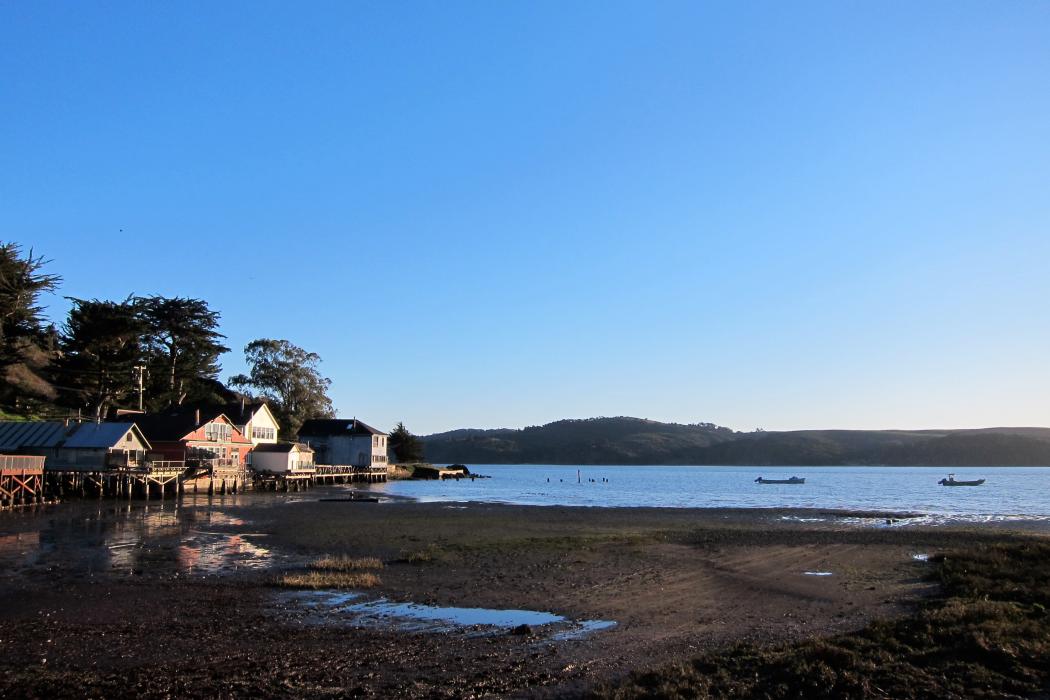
0,491,1045,698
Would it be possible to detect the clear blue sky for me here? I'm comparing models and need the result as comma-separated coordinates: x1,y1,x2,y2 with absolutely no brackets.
3,2,1049,434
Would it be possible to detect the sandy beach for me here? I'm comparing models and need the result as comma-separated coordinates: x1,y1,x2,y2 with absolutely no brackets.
0,495,1045,698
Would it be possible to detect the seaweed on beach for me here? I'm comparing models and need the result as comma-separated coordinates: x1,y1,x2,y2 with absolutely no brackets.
309,555,384,572
596,541,1050,699
277,570,382,589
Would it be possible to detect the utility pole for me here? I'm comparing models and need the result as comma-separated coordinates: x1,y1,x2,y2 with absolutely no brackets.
133,365,146,411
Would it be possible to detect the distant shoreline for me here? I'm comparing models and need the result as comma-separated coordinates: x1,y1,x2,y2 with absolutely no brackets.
422,417,1050,467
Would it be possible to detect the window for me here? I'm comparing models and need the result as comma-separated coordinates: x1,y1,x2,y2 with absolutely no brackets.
204,422,232,443
126,433,133,442
252,426,275,440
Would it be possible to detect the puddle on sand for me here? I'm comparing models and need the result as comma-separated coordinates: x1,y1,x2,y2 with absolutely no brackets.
550,619,618,640
0,500,295,579
912,553,930,562
803,571,834,576
278,590,616,640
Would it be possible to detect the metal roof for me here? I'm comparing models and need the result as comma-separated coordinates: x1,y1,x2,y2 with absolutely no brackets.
0,421,71,451
64,422,149,449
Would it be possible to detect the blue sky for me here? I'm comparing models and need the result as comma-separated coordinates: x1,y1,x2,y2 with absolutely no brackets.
3,2,1049,434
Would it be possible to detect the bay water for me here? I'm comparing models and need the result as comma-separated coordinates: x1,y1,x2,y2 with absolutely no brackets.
376,465,1050,523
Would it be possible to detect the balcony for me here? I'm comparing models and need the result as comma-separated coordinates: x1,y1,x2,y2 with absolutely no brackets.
186,457,243,471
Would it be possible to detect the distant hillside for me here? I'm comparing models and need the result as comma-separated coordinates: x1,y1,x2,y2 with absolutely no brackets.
421,418,1050,466
423,417,736,465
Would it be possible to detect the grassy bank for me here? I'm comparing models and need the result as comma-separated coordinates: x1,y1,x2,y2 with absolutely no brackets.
596,540,1050,699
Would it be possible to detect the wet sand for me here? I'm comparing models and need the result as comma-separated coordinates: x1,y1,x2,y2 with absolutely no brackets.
0,490,1045,698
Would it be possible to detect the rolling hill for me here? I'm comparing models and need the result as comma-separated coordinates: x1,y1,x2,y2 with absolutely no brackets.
421,417,1050,466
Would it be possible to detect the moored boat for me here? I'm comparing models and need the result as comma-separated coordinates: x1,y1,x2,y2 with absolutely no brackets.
939,474,985,487
755,476,805,485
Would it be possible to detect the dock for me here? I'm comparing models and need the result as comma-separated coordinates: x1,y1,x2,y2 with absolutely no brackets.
313,465,388,484
0,456,390,507
256,464,388,491
45,457,252,500
0,456,45,508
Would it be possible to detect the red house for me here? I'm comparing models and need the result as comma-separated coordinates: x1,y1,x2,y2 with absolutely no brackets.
130,409,252,469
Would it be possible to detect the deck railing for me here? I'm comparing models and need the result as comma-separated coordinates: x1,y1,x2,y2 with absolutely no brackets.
106,453,148,469
314,464,388,475
0,455,45,472
186,457,243,470
146,460,187,474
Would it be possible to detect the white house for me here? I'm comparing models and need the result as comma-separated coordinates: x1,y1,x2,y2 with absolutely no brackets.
250,442,315,474
297,418,389,469
221,401,280,446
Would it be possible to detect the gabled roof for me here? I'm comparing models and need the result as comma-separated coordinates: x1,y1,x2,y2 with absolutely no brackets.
64,423,151,450
129,413,202,442
252,442,313,454
128,410,248,443
0,421,70,451
298,418,387,437
216,400,275,425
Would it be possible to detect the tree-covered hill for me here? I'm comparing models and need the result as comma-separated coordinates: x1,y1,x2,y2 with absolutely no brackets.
421,418,1050,466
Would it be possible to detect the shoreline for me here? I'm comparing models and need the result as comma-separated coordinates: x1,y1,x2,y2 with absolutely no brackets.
1,496,1047,697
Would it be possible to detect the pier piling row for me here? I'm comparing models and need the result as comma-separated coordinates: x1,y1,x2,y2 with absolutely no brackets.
255,465,388,491
0,456,45,508
0,460,387,508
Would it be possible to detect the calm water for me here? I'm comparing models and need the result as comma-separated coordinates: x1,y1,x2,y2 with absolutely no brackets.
277,590,616,639
0,494,306,581
375,465,1050,523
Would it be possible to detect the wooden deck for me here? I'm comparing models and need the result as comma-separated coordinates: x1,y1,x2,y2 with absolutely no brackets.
256,465,387,490
0,456,45,508
46,458,252,500
0,456,390,506
313,465,388,484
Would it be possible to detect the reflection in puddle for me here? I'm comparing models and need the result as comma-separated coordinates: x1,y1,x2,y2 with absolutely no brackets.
803,571,833,576
278,590,616,640
0,531,40,555
0,496,293,579
912,553,930,562
177,533,274,574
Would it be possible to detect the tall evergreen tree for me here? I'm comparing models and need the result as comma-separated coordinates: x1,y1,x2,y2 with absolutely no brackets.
138,296,229,408
0,242,61,409
57,297,145,420
389,421,425,463
229,339,335,438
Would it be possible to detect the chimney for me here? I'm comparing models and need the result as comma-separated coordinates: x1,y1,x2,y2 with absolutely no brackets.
241,397,245,413
195,408,200,425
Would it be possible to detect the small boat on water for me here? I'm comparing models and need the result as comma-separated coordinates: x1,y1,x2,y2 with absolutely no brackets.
755,476,805,485
939,474,985,487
